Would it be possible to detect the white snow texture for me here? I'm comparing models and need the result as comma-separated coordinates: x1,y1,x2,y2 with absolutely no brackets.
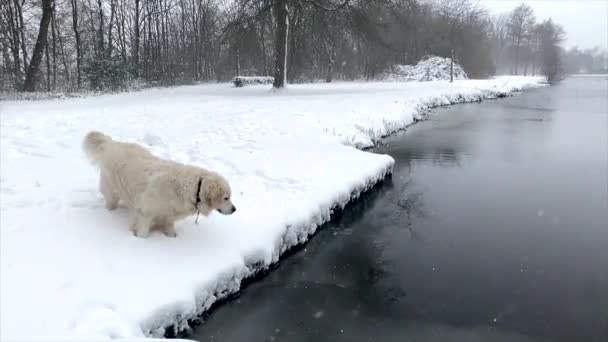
0,76,544,341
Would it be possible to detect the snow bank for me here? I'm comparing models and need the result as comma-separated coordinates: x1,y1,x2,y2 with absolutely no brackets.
384,56,468,82
0,76,544,341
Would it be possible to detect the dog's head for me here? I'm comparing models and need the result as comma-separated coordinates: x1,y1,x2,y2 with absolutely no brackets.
200,173,236,215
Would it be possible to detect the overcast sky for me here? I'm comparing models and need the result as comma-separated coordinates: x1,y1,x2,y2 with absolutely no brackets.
480,0,608,50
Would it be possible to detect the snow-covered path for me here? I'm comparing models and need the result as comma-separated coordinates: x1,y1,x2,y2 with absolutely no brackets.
0,77,543,341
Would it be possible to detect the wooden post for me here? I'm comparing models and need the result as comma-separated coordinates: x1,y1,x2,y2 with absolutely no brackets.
450,49,454,83
236,47,241,77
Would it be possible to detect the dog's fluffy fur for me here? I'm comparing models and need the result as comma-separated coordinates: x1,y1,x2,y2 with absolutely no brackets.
83,131,236,238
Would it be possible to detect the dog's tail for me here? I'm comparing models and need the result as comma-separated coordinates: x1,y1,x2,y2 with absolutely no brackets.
83,131,112,164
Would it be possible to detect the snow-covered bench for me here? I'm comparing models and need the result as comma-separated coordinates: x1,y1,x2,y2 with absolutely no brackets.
232,76,274,87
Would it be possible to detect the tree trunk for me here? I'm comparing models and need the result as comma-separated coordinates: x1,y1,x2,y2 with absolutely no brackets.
1,45,11,89
117,0,127,63
23,0,54,92
133,0,140,75
145,0,152,78
179,0,186,67
272,0,288,88
6,0,22,86
325,42,335,83
70,0,82,88
97,0,105,53
45,39,50,91
236,47,241,76
190,0,199,79
153,2,161,72
523,39,533,76
56,22,71,86
51,4,57,90
258,19,268,75
15,0,29,70
514,38,521,75
450,49,454,82
107,0,115,58
326,52,334,83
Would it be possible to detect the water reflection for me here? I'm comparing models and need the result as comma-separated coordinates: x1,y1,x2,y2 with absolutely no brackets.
387,179,427,241
382,138,470,168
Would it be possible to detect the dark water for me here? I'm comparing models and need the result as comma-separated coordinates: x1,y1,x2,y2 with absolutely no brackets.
190,77,608,342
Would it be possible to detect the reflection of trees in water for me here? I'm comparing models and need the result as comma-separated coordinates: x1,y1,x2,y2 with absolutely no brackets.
393,180,427,242
346,163,434,309
334,175,395,226
388,145,468,168
503,103,555,114
385,158,430,242
429,147,467,168
341,174,430,311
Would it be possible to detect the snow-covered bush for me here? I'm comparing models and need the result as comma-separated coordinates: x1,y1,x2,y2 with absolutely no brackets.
383,56,468,82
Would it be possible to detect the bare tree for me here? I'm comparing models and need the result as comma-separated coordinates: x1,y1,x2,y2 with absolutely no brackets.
272,0,288,88
506,3,535,75
536,18,565,84
1,0,29,88
269,0,351,88
70,0,82,88
23,0,54,91
133,0,141,72
16,0,28,69
0,0,569,92
490,13,509,74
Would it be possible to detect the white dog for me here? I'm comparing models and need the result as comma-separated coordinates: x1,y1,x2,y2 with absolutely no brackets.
83,131,236,238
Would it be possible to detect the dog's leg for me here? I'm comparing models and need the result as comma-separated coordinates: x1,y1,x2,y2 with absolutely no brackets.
161,220,177,238
151,217,177,238
129,212,138,233
132,212,153,238
100,172,119,210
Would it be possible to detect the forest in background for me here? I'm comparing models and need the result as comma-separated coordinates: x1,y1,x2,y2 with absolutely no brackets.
1,0,599,93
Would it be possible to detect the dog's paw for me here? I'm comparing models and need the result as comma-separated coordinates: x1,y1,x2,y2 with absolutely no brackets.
105,202,118,210
161,226,177,238
162,230,177,238
133,229,150,238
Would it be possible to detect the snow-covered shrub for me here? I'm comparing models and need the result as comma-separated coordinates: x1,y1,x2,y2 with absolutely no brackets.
383,56,468,82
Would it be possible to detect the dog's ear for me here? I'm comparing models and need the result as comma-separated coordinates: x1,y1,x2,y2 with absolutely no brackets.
204,177,222,207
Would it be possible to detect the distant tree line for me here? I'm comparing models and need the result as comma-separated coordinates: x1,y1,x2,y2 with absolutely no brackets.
563,47,608,75
489,3,571,84
1,0,571,92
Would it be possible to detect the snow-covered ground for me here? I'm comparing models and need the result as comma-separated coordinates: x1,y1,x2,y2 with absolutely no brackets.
0,76,544,341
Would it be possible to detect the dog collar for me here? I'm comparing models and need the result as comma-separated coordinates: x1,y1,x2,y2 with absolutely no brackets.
194,178,202,224
195,178,202,206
